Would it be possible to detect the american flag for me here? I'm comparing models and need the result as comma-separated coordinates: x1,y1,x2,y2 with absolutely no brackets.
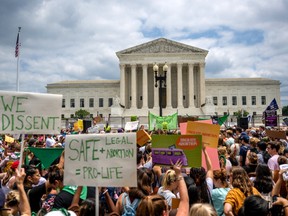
15,31,20,57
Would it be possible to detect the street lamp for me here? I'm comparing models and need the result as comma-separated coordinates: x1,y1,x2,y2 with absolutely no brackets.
154,62,168,116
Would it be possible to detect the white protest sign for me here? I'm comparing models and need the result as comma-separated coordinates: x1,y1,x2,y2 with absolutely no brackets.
124,121,139,131
0,91,62,134
64,133,137,187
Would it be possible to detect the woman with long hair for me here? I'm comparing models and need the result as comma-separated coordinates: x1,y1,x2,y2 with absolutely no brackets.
253,164,274,197
212,168,230,216
136,160,189,216
224,166,261,216
189,203,217,216
190,146,213,204
157,169,179,208
115,167,155,215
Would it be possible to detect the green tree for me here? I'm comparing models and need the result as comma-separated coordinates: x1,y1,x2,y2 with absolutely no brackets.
234,109,249,119
75,109,90,119
282,105,288,116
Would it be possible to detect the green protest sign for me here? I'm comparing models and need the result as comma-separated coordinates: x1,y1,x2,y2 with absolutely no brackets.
151,134,202,168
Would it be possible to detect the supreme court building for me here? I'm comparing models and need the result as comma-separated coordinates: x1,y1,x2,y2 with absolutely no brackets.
46,38,281,119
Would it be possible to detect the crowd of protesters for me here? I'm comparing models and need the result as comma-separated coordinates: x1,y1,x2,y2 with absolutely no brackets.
1,124,288,216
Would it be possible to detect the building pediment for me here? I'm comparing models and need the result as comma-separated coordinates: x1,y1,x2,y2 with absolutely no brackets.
116,38,208,56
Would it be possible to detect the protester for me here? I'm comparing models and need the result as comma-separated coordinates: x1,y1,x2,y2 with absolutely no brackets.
136,159,189,216
114,167,155,215
189,145,213,204
2,168,31,216
239,133,251,166
189,203,217,216
224,166,261,215
267,141,280,181
157,168,179,208
212,168,230,216
238,195,270,216
28,165,64,214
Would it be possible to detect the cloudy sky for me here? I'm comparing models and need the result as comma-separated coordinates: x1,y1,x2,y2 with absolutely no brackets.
1,0,288,105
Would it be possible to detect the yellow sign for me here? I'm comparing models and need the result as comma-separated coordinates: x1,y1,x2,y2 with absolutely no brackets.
186,121,220,148
5,135,14,143
78,119,83,131
137,130,151,146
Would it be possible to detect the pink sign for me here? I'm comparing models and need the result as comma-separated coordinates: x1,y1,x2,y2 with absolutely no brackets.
202,147,220,170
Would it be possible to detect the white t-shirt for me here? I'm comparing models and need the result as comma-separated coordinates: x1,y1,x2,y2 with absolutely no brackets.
157,186,177,207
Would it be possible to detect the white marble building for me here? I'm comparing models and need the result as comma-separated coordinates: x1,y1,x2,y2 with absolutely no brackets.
46,38,281,119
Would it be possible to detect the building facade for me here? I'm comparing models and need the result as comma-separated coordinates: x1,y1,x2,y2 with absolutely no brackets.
46,38,281,119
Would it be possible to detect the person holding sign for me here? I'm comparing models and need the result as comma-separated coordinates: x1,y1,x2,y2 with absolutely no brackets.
2,168,31,216
136,159,189,216
157,168,180,208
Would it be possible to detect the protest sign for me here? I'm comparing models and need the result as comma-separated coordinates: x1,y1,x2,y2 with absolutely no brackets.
202,147,220,170
64,133,137,187
151,134,202,168
186,121,220,148
137,129,151,146
124,121,139,131
266,130,286,140
180,119,213,135
0,91,62,134
5,135,14,143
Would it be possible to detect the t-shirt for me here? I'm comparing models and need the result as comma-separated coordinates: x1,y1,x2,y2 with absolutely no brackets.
212,187,230,216
268,155,280,171
224,187,260,215
239,145,250,166
157,186,177,207
53,186,87,209
28,182,47,213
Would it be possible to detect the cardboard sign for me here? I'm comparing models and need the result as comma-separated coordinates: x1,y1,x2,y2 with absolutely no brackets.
186,121,220,148
180,119,213,135
151,134,202,168
0,91,62,134
64,133,137,187
137,130,151,146
172,198,180,209
266,130,286,139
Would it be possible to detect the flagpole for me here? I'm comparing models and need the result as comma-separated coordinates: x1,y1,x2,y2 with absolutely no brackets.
16,27,21,92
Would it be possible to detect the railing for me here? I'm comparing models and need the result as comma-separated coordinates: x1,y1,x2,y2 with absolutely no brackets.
62,115,288,131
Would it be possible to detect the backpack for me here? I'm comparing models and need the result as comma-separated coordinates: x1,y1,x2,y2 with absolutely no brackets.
122,192,140,216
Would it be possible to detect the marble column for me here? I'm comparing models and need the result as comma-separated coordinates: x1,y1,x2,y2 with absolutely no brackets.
199,63,206,106
119,64,125,107
177,63,183,108
142,64,148,108
131,64,137,108
188,63,195,108
166,63,172,108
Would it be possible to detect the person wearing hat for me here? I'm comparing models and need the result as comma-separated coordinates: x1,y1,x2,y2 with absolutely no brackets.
0,160,19,197
239,133,251,167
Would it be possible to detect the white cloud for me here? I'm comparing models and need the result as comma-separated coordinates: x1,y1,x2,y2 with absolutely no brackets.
0,0,287,105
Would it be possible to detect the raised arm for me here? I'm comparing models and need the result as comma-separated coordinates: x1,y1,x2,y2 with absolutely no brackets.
172,160,189,216
15,168,31,216
272,169,284,196
203,145,213,179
